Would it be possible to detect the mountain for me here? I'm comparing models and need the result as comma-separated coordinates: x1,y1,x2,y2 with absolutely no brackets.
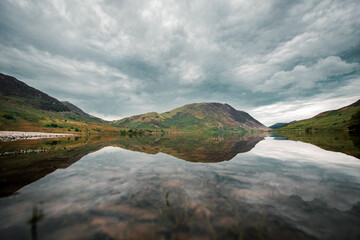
279,99,360,132
113,102,268,131
269,121,296,129
0,73,267,133
0,73,69,112
0,73,116,132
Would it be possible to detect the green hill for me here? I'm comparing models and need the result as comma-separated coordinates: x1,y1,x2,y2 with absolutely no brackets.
0,73,117,133
279,99,360,132
113,102,268,132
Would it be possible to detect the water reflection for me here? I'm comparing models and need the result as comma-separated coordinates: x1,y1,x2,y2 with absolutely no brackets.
0,135,121,197
277,131,360,159
0,133,266,198
112,132,267,162
27,202,44,240
0,132,359,239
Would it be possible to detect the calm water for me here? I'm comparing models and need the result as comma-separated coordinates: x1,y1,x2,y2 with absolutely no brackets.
0,132,360,240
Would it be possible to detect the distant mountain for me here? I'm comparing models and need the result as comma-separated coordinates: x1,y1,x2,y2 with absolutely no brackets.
0,73,114,132
61,100,102,122
279,99,360,132
113,102,268,131
269,121,296,129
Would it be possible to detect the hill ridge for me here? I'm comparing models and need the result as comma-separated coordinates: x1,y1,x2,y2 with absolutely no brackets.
113,102,268,131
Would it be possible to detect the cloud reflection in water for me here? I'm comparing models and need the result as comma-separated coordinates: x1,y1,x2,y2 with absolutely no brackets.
0,135,359,239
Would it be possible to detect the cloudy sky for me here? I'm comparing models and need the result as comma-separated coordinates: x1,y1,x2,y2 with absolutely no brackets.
0,0,359,126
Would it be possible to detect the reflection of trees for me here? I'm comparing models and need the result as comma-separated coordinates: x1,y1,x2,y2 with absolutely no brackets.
28,202,44,240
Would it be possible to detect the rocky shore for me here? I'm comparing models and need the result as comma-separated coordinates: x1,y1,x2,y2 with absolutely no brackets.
0,131,78,142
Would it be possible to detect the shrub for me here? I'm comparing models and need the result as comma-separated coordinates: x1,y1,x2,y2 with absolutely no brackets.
2,114,14,120
120,130,127,135
45,123,63,128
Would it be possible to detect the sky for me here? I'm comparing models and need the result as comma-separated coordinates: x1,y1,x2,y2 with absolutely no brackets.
0,0,359,126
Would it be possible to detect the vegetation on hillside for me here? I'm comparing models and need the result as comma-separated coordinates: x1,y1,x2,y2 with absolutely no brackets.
348,109,360,133
278,99,360,132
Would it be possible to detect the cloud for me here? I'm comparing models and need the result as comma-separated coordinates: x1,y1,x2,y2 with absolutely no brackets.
257,56,358,92
0,0,359,122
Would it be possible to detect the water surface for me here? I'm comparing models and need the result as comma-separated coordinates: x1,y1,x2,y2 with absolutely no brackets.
0,132,359,239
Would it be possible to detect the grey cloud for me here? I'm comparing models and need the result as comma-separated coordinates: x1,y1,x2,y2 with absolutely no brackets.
257,56,358,92
0,0,359,122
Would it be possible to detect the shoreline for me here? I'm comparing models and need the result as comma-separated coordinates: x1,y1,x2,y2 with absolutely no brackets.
0,131,79,142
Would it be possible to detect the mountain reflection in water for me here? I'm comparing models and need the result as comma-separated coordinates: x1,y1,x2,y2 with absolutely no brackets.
0,132,359,240
112,132,267,162
0,133,265,198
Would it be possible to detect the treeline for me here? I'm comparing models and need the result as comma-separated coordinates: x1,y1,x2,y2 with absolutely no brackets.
120,129,165,136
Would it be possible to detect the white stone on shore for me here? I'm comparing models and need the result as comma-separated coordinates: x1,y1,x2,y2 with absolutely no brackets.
0,131,78,142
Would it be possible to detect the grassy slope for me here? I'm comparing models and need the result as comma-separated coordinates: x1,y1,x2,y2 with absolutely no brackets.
279,99,360,132
0,94,118,133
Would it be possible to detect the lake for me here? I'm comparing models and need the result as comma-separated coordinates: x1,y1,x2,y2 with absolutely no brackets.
0,132,359,240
